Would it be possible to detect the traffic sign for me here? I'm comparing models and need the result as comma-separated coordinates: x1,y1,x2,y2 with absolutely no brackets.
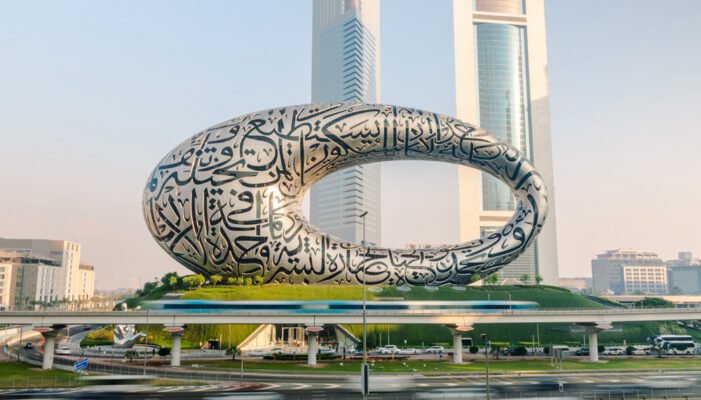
73,358,88,372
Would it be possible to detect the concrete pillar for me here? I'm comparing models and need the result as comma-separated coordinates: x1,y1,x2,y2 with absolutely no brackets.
588,330,599,362
446,324,472,365
579,323,611,363
307,331,318,366
41,332,57,370
171,332,182,367
163,326,184,367
452,332,463,364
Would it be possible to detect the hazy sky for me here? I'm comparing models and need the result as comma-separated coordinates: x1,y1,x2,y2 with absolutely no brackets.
1,1,699,290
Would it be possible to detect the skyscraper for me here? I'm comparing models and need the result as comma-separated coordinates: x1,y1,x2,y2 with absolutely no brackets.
453,0,559,284
310,0,381,245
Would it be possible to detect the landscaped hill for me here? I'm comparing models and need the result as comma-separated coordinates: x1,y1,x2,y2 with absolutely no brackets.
129,284,685,350
181,284,604,309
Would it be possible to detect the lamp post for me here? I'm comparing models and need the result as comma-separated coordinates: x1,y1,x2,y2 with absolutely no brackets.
481,333,490,400
359,210,369,397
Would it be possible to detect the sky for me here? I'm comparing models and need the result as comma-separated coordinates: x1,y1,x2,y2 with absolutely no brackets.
1,0,699,290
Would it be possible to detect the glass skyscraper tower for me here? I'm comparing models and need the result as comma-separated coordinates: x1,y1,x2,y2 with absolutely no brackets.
453,0,560,284
310,0,381,245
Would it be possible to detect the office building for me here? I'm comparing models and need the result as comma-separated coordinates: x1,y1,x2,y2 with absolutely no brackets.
0,239,95,304
667,252,701,294
591,249,667,294
310,0,381,245
0,261,15,309
453,0,559,284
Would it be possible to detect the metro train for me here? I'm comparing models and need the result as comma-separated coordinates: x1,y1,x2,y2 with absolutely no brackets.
141,300,539,314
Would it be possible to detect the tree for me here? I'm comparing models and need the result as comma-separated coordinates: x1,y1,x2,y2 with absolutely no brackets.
625,346,635,356
161,272,179,289
535,275,543,285
235,277,244,286
210,274,222,286
470,274,481,283
244,277,253,286
485,274,499,285
635,297,674,308
469,346,479,354
227,277,236,285
253,275,264,285
519,273,530,284
193,274,206,289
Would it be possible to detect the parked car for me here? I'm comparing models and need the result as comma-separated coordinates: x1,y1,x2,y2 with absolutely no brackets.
398,348,419,355
426,346,446,354
23,343,33,350
603,346,625,356
55,345,72,355
631,345,651,355
247,347,284,357
574,347,589,356
379,345,399,354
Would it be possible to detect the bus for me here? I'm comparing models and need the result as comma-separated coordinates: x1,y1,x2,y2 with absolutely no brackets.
648,335,694,346
648,335,696,355
662,341,696,355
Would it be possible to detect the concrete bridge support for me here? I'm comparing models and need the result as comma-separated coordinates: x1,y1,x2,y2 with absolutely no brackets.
446,324,473,364
452,332,463,364
307,331,318,366
37,328,59,370
163,326,184,367
581,323,613,362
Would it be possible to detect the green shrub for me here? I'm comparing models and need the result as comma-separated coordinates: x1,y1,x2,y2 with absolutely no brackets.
511,346,528,356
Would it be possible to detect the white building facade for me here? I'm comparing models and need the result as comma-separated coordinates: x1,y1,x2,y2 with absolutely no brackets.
452,0,559,284
0,239,94,303
592,249,667,295
310,0,381,245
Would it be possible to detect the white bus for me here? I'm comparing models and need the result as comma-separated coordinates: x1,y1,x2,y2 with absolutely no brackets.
662,341,696,355
649,335,696,355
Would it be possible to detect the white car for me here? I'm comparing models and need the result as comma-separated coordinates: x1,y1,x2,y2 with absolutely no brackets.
55,345,72,355
379,345,399,354
247,347,284,357
632,345,651,355
426,346,445,354
398,348,419,355
603,346,625,356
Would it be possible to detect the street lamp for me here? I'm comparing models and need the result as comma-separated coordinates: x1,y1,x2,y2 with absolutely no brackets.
359,210,369,397
480,333,490,400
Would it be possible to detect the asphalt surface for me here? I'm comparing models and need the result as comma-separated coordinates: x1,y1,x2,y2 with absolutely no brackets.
6,327,701,399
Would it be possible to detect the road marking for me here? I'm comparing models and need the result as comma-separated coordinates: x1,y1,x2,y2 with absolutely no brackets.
160,387,183,392
292,383,311,390
264,383,280,390
324,383,340,389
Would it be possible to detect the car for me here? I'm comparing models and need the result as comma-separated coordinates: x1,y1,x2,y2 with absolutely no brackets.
398,348,419,355
603,346,625,356
379,345,399,354
247,347,284,357
632,345,651,355
426,346,445,354
55,345,72,355
574,347,589,356
23,343,33,350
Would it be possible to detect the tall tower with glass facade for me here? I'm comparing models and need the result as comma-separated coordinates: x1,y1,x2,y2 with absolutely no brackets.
310,0,381,245
453,0,559,284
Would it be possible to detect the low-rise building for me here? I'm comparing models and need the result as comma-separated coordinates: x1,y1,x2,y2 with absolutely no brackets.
591,249,667,294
